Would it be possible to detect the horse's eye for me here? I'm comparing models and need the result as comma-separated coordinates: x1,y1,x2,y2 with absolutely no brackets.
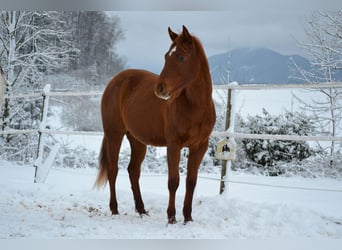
178,55,185,62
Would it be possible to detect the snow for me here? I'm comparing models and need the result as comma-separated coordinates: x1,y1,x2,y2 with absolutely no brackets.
1,84,342,240
212,88,327,119
1,160,342,239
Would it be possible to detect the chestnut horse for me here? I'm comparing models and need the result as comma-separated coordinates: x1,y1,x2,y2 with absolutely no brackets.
95,25,216,224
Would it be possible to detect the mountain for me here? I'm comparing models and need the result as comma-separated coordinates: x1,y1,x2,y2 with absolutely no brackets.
208,48,311,84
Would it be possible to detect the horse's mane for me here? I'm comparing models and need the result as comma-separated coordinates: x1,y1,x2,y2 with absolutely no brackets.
192,35,212,84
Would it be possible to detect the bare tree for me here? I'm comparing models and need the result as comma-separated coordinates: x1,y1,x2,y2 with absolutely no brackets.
64,11,125,82
0,11,74,87
0,11,75,126
292,11,342,166
0,11,75,162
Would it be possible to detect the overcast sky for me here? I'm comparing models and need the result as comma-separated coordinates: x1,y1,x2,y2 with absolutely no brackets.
111,10,318,73
2,0,341,74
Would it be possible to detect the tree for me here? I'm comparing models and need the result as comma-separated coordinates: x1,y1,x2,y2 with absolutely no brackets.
0,11,126,164
64,11,124,82
0,11,76,162
0,11,75,125
292,11,342,166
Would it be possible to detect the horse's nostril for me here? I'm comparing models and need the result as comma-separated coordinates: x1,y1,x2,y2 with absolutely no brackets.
155,82,170,100
158,83,164,94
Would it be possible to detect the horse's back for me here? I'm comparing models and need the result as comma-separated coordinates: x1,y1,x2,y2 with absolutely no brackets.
102,69,167,146
104,69,158,95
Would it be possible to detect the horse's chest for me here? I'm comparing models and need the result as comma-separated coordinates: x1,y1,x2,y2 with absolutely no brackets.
166,107,214,146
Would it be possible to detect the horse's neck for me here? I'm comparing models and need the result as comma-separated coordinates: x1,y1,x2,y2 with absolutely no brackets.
185,66,213,108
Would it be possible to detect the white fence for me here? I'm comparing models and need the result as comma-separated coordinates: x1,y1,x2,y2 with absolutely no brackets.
3,82,342,140
212,82,342,141
1,82,342,191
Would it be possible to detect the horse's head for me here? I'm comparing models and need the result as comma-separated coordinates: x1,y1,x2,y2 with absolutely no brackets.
155,25,200,101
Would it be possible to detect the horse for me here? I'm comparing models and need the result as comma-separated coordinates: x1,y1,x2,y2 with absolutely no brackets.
95,25,216,224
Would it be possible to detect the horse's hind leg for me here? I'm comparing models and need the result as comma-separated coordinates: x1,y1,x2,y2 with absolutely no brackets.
106,132,125,215
126,132,148,215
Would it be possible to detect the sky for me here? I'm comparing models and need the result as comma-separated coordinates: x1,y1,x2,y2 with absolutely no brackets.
111,10,318,73
1,0,341,74
109,0,342,74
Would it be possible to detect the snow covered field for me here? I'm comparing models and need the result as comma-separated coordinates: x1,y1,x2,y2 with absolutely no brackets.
1,87,341,241
1,160,342,239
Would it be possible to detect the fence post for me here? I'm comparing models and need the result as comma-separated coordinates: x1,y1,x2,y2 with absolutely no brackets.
219,88,231,194
34,84,51,183
219,82,238,195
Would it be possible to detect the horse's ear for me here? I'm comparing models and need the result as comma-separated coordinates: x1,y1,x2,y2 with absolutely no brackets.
181,25,193,48
168,27,178,41
182,25,191,37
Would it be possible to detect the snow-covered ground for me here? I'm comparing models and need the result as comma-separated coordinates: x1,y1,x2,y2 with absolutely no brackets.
1,160,342,239
1,87,342,240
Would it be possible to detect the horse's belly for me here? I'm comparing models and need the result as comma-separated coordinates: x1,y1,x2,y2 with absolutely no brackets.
126,115,166,146
128,126,166,146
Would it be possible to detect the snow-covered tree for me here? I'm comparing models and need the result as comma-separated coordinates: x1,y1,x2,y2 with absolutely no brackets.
0,11,125,164
0,11,75,128
64,11,124,81
0,11,74,86
292,11,342,166
0,11,76,162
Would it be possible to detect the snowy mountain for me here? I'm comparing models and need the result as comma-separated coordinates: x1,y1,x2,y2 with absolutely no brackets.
208,48,311,85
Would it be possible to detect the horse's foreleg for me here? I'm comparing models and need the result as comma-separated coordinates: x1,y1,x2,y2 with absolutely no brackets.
183,141,209,223
126,133,148,215
166,145,181,224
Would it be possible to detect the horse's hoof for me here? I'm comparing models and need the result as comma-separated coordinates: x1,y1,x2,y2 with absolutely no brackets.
168,216,177,224
139,210,150,218
111,210,119,215
136,208,149,214
183,217,193,225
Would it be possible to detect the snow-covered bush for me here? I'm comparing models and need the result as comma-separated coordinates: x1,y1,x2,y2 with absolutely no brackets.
54,144,98,169
61,96,102,132
237,109,315,175
0,97,43,164
277,152,342,179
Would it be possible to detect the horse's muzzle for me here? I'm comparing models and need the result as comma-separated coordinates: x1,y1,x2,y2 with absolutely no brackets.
155,82,170,100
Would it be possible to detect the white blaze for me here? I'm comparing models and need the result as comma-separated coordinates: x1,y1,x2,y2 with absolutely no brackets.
168,46,177,56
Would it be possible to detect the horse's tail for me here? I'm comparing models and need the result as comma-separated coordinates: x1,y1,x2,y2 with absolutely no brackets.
94,137,108,189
